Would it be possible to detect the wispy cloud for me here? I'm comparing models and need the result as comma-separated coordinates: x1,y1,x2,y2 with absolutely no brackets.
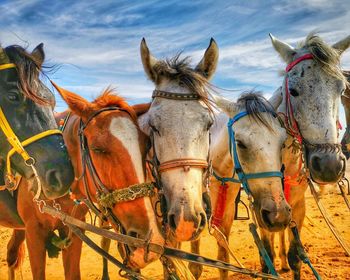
0,0,349,108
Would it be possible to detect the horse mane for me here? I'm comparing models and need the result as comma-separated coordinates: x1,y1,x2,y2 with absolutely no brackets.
236,91,276,131
91,87,137,121
4,45,49,105
153,53,214,112
297,33,347,84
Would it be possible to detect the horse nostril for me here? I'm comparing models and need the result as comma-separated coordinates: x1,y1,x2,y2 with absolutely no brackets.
311,155,322,172
261,209,273,227
46,169,61,189
199,212,206,229
168,214,177,231
127,230,139,239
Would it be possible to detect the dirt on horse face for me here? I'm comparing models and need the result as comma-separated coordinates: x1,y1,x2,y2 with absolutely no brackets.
0,44,74,199
270,33,350,184
139,38,218,242
213,92,291,232
55,85,163,269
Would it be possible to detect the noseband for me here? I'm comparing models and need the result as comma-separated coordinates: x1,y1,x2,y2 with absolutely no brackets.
0,63,62,195
213,111,284,197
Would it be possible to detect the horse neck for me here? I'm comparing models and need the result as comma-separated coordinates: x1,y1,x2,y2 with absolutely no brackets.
211,113,234,177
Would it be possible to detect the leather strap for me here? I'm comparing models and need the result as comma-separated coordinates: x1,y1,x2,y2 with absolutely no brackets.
152,89,200,100
158,158,208,173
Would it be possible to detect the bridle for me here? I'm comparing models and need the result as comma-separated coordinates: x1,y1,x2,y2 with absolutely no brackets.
148,89,213,231
0,63,62,200
72,106,155,262
281,53,345,177
213,110,284,198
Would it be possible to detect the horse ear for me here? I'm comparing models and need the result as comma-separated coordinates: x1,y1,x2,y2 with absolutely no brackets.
332,35,350,55
51,81,93,119
212,94,238,117
0,47,11,64
268,87,283,110
269,33,296,63
195,38,219,80
132,103,151,117
140,38,159,83
31,43,45,68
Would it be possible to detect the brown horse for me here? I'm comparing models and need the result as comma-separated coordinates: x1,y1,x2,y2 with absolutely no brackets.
5,86,163,279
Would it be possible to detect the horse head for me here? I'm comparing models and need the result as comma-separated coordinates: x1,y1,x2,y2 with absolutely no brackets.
270,33,350,184
54,84,163,269
213,90,291,231
138,38,218,241
0,44,74,199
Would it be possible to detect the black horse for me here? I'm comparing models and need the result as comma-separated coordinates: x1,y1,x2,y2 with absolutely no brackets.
0,43,74,228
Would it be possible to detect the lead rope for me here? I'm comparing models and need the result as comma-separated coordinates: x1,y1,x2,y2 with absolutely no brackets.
289,221,322,280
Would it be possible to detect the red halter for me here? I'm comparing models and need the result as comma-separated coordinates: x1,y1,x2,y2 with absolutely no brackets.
284,53,314,144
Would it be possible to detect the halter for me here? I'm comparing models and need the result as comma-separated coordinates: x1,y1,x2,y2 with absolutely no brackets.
214,111,284,196
148,89,212,230
0,63,62,195
283,53,313,144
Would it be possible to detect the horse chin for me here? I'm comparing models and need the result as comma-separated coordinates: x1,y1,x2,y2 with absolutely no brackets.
128,248,160,269
170,222,203,242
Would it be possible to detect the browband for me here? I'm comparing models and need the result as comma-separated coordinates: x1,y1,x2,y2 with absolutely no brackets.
152,89,200,100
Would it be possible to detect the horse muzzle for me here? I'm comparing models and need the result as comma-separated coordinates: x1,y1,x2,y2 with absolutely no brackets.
307,145,346,184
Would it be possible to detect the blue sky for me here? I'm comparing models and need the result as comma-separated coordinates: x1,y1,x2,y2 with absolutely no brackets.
0,0,350,112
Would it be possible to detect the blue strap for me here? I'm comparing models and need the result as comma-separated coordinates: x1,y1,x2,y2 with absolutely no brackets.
212,110,283,195
249,223,278,276
212,170,240,184
290,224,322,280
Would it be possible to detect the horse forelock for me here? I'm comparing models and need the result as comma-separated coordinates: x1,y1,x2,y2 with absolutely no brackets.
236,91,277,132
297,33,348,85
90,88,137,122
153,53,215,113
4,45,51,105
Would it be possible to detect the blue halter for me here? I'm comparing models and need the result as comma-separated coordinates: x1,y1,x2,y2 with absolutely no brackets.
214,110,284,196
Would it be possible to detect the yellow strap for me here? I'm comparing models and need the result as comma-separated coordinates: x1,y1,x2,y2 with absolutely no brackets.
0,107,31,161
0,63,16,71
6,129,62,174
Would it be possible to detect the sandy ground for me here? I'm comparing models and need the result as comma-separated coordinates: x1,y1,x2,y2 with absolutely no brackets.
0,184,349,279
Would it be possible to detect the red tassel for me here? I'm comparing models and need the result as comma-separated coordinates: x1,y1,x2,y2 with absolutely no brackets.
212,183,228,227
284,176,291,203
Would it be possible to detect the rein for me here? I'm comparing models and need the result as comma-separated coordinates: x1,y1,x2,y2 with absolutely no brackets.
0,63,62,200
40,204,283,280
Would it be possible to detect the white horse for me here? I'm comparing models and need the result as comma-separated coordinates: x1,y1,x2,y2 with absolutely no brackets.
191,33,350,280
269,33,350,280
138,38,218,243
189,90,291,279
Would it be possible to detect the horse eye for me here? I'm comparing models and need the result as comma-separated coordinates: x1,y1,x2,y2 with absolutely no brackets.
91,146,108,154
8,93,19,102
207,121,213,131
149,123,160,135
289,89,299,97
236,140,247,149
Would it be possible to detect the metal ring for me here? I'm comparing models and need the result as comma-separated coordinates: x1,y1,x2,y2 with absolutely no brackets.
25,157,36,166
